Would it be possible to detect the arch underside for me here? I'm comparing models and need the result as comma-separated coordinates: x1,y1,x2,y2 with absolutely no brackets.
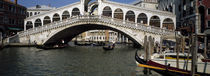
44,24,142,46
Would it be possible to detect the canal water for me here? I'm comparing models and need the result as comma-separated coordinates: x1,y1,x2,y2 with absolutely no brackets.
0,44,160,76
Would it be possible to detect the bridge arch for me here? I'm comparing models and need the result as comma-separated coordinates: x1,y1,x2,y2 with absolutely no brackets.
34,19,42,27
43,16,51,25
89,2,98,15
125,10,135,22
43,23,143,46
72,8,80,16
150,15,160,28
26,21,33,30
52,13,61,22
137,13,147,25
162,18,174,30
114,8,123,20
62,11,70,20
102,6,112,17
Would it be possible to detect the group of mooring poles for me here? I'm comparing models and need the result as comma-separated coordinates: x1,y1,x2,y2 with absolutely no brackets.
143,35,155,75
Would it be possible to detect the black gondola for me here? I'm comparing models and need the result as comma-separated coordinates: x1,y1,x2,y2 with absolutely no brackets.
36,45,67,50
103,43,115,50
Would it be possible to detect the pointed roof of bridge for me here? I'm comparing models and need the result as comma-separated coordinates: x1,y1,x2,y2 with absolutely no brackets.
131,0,143,5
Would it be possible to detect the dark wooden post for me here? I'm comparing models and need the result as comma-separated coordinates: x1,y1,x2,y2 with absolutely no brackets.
160,36,163,53
144,36,148,61
204,35,207,58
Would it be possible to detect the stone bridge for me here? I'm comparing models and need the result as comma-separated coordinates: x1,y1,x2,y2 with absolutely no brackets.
6,0,176,46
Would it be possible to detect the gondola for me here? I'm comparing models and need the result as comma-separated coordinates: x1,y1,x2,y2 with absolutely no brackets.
103,46,114,50
74,41,92,46
135,50,210,76
36,45,67,50
103,44,115,50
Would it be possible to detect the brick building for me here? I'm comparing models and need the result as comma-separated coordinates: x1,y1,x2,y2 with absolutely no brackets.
0,0,26,37
179,0,210,34
178,0,210,54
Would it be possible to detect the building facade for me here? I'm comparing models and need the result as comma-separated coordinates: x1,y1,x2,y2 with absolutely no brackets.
0,0,26,36
178,0,210,33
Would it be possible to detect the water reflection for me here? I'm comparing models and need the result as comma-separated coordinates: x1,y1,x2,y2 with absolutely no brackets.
0,45,160,76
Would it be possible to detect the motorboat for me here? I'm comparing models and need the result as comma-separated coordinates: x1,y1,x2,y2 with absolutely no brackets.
135,50,210,75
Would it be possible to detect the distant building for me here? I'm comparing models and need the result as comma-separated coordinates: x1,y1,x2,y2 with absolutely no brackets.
73,30,129,43
157,0,181,28
0,0,26,37
27,5,56,17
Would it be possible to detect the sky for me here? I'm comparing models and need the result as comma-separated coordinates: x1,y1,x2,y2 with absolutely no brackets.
18,0,136,8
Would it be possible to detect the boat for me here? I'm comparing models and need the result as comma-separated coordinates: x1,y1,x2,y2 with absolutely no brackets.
135,50,210,76
36,44,67,50
103,43,115,50
74,41,92,46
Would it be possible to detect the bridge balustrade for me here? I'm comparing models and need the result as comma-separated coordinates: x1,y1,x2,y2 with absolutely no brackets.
19,15,174,38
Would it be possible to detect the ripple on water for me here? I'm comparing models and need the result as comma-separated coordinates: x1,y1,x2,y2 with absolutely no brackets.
0,45,161,76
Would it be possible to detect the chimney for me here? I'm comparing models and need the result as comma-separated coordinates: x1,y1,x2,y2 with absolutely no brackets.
15,0,17,4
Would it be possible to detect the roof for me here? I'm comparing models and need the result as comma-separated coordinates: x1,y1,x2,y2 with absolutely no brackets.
130,0,143,5
27,5,56,11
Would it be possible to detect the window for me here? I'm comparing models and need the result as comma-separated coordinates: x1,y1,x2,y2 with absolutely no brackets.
0,2,3,9
0,17,3,23
208,8,210,15
9,5,12,11
208,21,210,27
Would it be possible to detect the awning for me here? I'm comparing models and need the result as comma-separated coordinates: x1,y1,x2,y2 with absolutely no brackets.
8,27,23,31
204,29,210,35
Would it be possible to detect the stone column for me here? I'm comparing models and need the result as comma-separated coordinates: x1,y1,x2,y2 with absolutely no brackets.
24,21,27,31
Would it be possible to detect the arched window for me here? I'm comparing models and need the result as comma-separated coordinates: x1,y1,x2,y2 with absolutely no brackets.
125,10,135,22
137,13,147,24
62,11,70,20
34,12,37,15
30,12,33,16
53,13,60,22
43,16,51,25
34,19,42,27
163,18,174,30
199,6,205,33
26,21,33,30
26,12,29,17
90,4,98,15
102,6,112,17
114,8,123,20
72,8,80,16
150,16,160,27
169,5,173,12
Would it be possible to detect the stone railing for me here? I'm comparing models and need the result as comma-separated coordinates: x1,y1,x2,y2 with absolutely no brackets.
25,2,80,21
19,15,174,37
105,1,175,17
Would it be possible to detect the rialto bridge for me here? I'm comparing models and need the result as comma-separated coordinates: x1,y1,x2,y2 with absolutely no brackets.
6,0,176,46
